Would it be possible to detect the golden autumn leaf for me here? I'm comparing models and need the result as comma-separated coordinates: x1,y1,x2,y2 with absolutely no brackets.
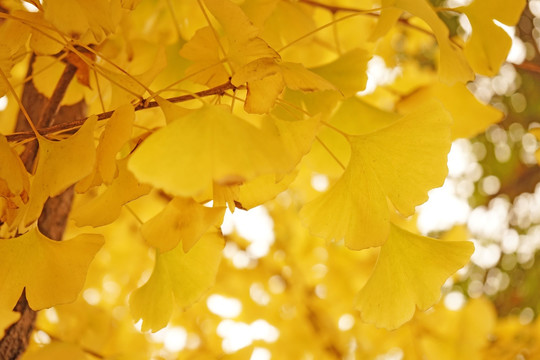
0,0,535,357
372,0,473,84
356,224,474,329
22,116,97,227
130,230,224,332
232,58,335,113
155,96,191,124
178,26,230,87
301,101,452,249
203,0,280,71
0,135,29,227
42,0,122,43
12,11,64,56
128,105,292,198
77,104,134,191
141,197,225,252
0,135,28,200
457,0,526,76
0,18,30,97
71,158,151,227
310,48,371,96
0,228,103,310
397,82,503,139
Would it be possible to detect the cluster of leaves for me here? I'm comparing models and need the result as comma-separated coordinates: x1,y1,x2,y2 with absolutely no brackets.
0,0,535,358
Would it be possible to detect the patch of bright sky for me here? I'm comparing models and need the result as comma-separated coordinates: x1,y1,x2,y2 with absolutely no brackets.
0,96,7,111
444,291,466,311
417,139,479,234
222,205,274,260
446,0,473,7
251,347,272,360
22,1,39,12
217,319,279,353
357,56,401,96
207,294,242,318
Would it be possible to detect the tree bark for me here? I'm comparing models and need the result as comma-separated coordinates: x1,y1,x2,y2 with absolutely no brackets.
0,55,86,360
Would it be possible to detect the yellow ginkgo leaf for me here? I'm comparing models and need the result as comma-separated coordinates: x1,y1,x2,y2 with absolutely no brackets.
272,114,321,166
209,182,240,211
128,105,291,198
356,224,474,329
0,18,30,96
300,155,389,249
243,72,285,114
352,101,452,216
77,105,134,191
372,0,473,84
13,11,65,56
397,82,503,139
178,26,230,87
96,104,134,183
203,0,279,70
72,159,151,227
235,171,297,210
232,58,335,114
310,48,371,96
231,57,282,114
101,47,167,108
43,0,122,43
303,97,398,177
23,116,97,227
141,197,225,252
0,135,29,227
279,62,336,93
130,230,224,332
331,96,399,136
457,0,526,76
121,0,141,10
0,228,104,310
301,102,452,249
155,96,191,124
0,135,28,199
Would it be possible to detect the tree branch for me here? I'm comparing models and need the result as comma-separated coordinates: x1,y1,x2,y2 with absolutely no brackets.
19,61,78,169
5,81,236,143
0,57,85,360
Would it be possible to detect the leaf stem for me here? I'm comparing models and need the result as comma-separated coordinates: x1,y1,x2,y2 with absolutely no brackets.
315,136,346,170
321,120,350,140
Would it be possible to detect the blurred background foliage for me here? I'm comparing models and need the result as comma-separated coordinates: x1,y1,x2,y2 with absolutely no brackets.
4,0,540,359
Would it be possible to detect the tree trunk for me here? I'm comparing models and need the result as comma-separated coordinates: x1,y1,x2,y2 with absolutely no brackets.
0,55,86,360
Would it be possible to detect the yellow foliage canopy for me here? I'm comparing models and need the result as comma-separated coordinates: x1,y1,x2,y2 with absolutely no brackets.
0,0,528,358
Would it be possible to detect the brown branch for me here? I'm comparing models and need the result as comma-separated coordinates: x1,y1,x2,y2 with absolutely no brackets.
19,61,78,169
514,61,540,74
5,81,236,143
0,57,85,360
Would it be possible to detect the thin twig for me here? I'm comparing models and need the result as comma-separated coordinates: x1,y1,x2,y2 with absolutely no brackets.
6,81,236,143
